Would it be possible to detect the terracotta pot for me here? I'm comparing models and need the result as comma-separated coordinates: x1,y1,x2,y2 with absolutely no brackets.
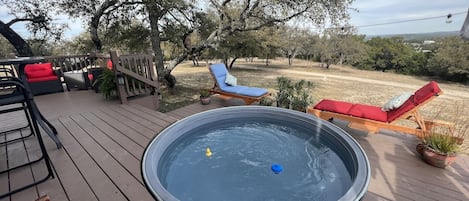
418,144,457,168
200,97,211,105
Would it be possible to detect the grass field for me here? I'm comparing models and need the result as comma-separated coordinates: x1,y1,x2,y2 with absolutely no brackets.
160,58,469,151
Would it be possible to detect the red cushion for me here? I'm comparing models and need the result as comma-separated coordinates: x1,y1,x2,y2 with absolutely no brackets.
348,104,388,122
28,76,59,83
387,96,416,122
314,99,354,115
413,81,441,104
25,63,54,79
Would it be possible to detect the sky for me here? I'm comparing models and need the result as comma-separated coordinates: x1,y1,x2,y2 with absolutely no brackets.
0,0,468,39
349,0,469,35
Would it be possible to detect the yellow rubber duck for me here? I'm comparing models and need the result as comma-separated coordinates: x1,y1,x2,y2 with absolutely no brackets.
205,147,212,157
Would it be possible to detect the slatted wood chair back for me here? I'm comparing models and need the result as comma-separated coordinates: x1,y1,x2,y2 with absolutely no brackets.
110,51,159,110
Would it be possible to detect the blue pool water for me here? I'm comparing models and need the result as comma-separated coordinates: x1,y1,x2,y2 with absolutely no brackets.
158,120,352,201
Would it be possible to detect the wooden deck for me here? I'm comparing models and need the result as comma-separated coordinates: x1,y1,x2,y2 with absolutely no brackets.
1,90,468,201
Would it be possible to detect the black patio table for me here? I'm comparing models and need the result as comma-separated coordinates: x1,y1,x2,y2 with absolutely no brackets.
0,57,62,148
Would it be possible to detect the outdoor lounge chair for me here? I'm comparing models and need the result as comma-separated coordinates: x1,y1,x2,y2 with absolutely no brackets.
209,63,270,105
307,81,462,142
24,63,64,95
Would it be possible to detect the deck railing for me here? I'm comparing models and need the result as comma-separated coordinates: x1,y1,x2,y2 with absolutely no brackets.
42,52,160,110
110,51,160,110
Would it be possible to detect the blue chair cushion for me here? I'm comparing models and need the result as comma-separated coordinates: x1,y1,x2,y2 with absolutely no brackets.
220,85,268,97
209,64,229,89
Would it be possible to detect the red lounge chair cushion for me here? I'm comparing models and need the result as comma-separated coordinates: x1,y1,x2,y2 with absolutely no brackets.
387,96,416,122
348,104,388,122
413,81,441,104
27,76,60,83
314,99,354,115
25,63,55,79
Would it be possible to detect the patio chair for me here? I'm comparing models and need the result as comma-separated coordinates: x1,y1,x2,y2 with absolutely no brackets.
24,62,64,95
209,63,270,105
0,76,55,198
307,81,462,142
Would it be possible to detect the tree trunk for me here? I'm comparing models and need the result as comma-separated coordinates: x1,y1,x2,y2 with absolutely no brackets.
146,3,170,86
89,16,103,52
228,57,238,69
0,21,34,57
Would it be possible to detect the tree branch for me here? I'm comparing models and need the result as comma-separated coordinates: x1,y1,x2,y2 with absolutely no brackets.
6,16,46,27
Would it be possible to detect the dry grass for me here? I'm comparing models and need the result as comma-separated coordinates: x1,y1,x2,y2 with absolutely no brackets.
164,58,469,151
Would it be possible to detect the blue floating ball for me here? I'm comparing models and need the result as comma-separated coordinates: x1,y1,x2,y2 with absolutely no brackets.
271,164,283,174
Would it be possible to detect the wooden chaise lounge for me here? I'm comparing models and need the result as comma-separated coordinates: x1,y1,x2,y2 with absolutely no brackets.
209,63,270,105
308,81,462,142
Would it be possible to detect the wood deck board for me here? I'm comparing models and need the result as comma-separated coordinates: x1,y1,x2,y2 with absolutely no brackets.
1,91,468,200
128,103,178,123
106,106,162,138
91,110,149,148
81,112,145,160
60,116,153,201
98,107,156,140
118,105,171,128
56,118,125,201
68,114,145,186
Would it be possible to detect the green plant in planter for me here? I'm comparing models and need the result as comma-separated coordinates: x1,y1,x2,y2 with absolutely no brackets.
276,77,314,111
423,133,461,155
200,89,211,98
276,77,293,108
291,80,314,112
259,96,275,106
417,103,468,168
93,68,117,100
199,89,211,105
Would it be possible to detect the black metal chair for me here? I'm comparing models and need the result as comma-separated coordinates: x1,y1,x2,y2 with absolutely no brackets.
0,76,54,198
0,68,34,144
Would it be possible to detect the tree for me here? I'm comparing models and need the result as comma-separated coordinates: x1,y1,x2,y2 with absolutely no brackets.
58,0,144,52
278,26,310,66
0,0,66,56
359,37,416,73
427,36,469,83
60,0,354,87
161,0,354,85
0,37,16,58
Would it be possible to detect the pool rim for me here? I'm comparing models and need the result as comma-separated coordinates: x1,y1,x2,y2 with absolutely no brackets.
141,106,370,201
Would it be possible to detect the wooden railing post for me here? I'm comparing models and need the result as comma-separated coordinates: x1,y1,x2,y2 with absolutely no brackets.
110,51,128,105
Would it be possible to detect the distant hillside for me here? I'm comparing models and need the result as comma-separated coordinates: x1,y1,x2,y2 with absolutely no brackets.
366,31,460,41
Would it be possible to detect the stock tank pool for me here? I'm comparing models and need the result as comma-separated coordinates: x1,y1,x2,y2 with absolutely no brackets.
142,106,370,201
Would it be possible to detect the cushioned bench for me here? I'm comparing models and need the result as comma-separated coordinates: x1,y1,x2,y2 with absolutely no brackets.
25,63,64,95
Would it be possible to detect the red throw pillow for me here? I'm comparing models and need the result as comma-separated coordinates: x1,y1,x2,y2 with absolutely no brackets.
107,60,113,69
24,63,54,79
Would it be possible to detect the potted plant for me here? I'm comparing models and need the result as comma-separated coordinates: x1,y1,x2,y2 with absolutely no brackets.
417,133,460,168
199,89,211,105
276,77,314,112
259,96,275,106
416,115,467,168
291,80,314,112
93,68,117,100
276,77,293,108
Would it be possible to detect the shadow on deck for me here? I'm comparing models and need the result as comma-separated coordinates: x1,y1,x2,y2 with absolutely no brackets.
1,90,468,201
